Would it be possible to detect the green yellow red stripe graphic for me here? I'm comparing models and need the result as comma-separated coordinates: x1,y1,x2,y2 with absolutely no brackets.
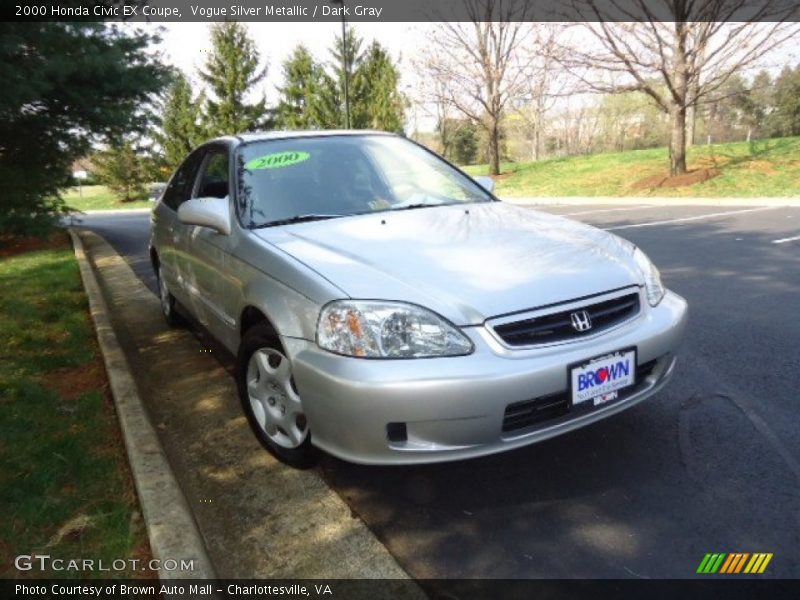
697,552,773,574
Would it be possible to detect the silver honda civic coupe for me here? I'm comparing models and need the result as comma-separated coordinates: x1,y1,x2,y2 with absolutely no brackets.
149,131,688,467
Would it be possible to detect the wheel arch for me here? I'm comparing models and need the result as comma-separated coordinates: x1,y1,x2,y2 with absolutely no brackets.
239,305,280,341
237,275,324,343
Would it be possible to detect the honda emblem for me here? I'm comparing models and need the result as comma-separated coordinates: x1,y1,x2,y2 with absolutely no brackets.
570,310,592,332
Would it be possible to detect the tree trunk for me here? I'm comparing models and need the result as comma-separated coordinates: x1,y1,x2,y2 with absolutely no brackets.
686,36,705,148
669,104,688,175
531,109,542,161
488,119,501,176
670,21,689,175
686,104,696,147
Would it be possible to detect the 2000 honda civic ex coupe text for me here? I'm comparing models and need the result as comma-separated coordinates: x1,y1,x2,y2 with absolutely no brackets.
149,131,688,467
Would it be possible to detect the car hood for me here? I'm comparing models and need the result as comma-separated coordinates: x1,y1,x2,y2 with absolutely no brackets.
254,202,642,325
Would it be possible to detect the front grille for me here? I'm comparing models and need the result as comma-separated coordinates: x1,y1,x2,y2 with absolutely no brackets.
501,359,658,433
493,292,640,347
502,392,570,432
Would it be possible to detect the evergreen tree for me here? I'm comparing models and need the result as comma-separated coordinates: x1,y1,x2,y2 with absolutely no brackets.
320,29,405,131
357,41,406,133
748,70,773,137
271,31,406,132
0,23,168,234
200,22,267,136
275,45,323,129
703,74,754,143
93,139,149,202
155,72,205,172
438,118,478,164
329,28,366,128
450,121,479,165
769,65,800,137
308,71,343,129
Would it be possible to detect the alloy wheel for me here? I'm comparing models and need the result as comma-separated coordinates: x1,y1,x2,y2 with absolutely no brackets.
246,348,307,449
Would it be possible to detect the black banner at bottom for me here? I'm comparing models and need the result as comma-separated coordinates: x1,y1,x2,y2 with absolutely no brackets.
3,579,799,600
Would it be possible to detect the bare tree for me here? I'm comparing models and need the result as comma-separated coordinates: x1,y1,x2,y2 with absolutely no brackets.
553,101,603,156
511,24,569,161
685,39,706,147
431,77,459,157
423,0,531,175
562,1,799,175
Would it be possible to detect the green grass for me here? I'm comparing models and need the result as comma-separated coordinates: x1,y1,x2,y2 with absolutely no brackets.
0,233,151,578
62,185,152,211
463,136,800,197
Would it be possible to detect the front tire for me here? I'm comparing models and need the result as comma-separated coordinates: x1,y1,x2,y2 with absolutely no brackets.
237,323,317,468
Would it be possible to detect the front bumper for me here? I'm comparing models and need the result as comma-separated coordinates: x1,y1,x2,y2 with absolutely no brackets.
286,290,688,465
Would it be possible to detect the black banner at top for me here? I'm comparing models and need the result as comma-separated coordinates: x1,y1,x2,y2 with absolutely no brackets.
4,0,800,22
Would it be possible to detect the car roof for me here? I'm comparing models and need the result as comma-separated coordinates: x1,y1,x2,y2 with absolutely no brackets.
214,129,398,145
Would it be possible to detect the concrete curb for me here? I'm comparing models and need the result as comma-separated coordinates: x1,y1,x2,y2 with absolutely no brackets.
76,208,153,216
68,229,216,580
74,230,423,587
500,196,800,207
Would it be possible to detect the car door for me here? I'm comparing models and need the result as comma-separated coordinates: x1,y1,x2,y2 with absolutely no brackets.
180,144,237,342
152,148,205,309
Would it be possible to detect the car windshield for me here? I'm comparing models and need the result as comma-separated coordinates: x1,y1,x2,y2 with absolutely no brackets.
235,134,493,228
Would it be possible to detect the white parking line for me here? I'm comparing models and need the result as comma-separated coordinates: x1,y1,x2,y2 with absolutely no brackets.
561,205,659,216
603,207,781,231
772,235,800,244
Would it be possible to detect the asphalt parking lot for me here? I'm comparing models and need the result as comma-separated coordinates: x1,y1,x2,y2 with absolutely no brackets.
75,202,800,579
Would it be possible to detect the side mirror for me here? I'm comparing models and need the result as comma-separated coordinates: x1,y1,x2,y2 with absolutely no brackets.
178,197,231,235
474,176,495,194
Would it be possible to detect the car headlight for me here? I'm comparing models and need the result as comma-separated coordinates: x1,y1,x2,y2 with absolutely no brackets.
633,247,665,307
317,300,474,358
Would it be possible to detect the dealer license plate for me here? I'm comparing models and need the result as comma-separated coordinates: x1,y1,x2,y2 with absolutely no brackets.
570,348,636,407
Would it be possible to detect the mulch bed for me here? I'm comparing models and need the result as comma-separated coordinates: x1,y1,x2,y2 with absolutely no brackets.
632,167,721,190
0,231,69,259
44,362,108,402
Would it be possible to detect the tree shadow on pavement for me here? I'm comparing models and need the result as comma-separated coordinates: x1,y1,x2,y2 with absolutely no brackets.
317,215,800,580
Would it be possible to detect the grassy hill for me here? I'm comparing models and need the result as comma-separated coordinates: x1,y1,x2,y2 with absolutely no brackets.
62,185,152,211
59,137,799,209
463,136,800,197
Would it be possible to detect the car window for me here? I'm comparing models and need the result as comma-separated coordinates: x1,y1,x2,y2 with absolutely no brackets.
235,135,492,227
366,141,473,203
161,149,204,211
195,149,230,199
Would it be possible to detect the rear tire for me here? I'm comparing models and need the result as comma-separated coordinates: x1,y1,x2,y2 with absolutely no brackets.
237,322,318,468
157,264,183,328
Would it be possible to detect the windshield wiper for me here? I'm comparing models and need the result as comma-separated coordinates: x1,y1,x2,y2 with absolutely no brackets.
390,202,456,212
254,214,343,228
